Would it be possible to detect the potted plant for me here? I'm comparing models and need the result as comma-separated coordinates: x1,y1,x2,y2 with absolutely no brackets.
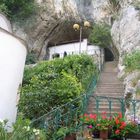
54,127,76,140
110,113,139,140
95,112,112,140
80,113,99,138
80,112,112,139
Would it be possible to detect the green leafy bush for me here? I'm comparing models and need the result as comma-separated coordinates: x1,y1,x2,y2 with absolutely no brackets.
19,54,97,119
0,116,46,140
89,23,112,48
124,51,140,72
0,0,37,20
25,52,38,65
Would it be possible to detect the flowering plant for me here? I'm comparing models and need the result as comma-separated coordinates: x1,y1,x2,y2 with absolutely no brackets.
0,116,46,140
80,112,139,139
80,112,112,131
111,113,139,139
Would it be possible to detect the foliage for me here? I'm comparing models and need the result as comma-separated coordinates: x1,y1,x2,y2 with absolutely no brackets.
124,51,140,72
0,4,9,15
0,116,46,140
25,51,38,65
0,0,37,21
80,112,139,139
19,54,97,119
111,113,139,139
80,112,112,131
89,23,112,48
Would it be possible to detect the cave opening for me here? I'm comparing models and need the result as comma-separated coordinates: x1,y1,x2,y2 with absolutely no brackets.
104,48,114,62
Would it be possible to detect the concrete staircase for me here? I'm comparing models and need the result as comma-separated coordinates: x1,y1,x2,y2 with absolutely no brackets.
87,61,124,115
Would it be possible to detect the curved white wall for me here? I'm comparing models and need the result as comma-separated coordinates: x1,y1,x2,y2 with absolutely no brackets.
0,14,12,33
0,29,27,128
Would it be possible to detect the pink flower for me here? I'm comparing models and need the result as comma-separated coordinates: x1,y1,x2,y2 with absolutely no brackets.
87,125,93,129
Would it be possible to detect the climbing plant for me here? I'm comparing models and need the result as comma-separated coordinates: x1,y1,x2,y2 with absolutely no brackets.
89,23,112,48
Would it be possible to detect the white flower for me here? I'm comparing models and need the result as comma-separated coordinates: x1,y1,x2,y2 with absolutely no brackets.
0,119,4,126
33,129,40,135
23,126,30,131
33,128,37,133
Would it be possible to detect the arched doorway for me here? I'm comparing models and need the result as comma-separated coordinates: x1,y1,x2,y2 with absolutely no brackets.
104,48,114,61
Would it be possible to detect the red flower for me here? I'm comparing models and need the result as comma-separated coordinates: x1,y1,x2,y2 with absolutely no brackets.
115,129,120,134
89,114,97,120
120,122,126,129
102,115,107,119
115,118,120,124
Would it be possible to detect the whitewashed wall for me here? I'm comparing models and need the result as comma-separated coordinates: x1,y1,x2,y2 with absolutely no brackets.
49,39,104,70
0,13,12,33
49,39,88,59
0,14,27,129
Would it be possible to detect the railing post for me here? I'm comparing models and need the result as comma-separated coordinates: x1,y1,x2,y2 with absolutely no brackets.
132,100,137,121
120,98,125,117
108,98,112,116
95,96,99,115
54,108,61,129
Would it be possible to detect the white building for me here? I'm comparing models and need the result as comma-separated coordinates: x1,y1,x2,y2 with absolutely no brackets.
48,39,104,70
0,13,27,129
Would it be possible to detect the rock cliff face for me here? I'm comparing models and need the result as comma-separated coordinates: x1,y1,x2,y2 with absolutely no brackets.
12,0,110,59
12,0,140,60
111,3,140,64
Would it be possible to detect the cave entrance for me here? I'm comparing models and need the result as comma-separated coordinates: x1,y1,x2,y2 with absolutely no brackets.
104,48,114,62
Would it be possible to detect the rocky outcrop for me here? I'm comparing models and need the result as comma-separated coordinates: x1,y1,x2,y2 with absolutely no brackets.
111,2,140,117
12,0,110,59
111,3,140,64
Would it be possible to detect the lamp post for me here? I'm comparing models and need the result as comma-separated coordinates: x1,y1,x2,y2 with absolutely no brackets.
73,21,90,54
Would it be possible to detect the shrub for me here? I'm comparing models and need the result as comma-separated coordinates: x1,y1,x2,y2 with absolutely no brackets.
124,51,140,72
25,52,38,65
0,116,46,140
89,23,112,48
19,54,97,119
0,0,37,21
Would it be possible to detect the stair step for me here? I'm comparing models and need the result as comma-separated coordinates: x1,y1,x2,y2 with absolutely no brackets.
87,61,124,115
96,89,123,92
88,101,121,106
94,91,123,95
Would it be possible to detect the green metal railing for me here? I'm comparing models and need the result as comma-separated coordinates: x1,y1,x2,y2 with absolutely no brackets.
31,91,140,139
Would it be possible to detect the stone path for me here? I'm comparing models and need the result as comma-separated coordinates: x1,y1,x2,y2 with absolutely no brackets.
87,61,124,115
